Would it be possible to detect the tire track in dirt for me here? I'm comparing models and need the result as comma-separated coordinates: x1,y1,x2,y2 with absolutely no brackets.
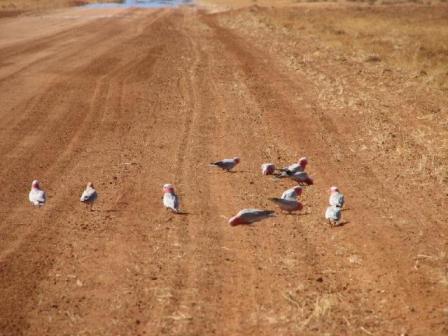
18,10,211,336
0,9,170,336
202,13,447,334
0,9,166,145
147,14,227,335
187,15,356,335
0,9,140,60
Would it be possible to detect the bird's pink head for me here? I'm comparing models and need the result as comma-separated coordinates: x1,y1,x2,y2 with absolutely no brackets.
330,186,339,193
31,180,40,189
229,215,243,226
87,182,94,188
234,157,241,164
163,183,175,193
294,186,303,195
299,157,308,167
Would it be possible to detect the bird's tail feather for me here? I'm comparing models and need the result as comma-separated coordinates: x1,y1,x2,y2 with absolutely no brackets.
264,210,276,217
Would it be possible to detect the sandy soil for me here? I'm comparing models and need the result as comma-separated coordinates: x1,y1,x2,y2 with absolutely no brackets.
0,2,447,336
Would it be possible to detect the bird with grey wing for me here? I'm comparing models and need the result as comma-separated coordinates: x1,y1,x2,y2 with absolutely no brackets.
261,163,276,175
325,205,342,227
163,184,180,213
281,186,303,200
29,180,46,207
284,171,314,186
228,209,275,226
269,197,303,214
210,157,240,172
329,186,345,208
276,157,308,177
80,182,98,211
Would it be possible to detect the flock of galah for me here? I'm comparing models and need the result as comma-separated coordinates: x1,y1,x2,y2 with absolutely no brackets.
162,156,345,227
28,156,344,227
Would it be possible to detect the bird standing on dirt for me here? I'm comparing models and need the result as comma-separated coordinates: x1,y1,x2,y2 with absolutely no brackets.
261,163,276,175
80,182,98,211
229,209,275,226
329,186,344,208
163,184,180,213
210,157,240,172
283,171,314,186
325,205,341,227
29,180,46,207
269,197,303,214
277,157,308,176
281,186,303,200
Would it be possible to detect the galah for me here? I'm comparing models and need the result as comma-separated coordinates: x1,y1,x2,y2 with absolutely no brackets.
29,180,46,207
278,157,308,176
229,209,275,226
163,184,180,213
329,186,344,208
325,205,341,226
80,182,98,210
281,186,303,200
269,197,303,213
287,171,314,186
210,157,240,172
261,163,275,175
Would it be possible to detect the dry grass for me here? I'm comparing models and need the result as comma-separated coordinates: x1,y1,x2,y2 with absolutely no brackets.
0,0,120,10
252,5,448,92
318,12,448,91
222,4,448,189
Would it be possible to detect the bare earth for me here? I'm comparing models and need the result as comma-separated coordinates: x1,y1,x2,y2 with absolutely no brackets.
0,3,447,336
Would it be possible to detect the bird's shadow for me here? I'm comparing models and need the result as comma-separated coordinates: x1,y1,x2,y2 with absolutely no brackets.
284,212,310,216
334,221,350,227
235,170,252,174
175,211,190,216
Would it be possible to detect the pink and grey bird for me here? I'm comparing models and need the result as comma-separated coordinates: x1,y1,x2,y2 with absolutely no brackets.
228,209,275,226
325,205,342,226
329,186,344,208
286,171,314,186
29,180,46,207
163,184,180,213
281,186,303,200
210,157,240,172
269,197,303,213
278,157,308,177
261,163,276,175
80,182,98,210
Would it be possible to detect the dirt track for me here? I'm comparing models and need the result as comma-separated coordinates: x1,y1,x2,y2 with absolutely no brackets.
0,4,447,336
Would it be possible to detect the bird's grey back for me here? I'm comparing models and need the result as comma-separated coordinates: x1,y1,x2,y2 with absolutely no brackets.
81,188,97,202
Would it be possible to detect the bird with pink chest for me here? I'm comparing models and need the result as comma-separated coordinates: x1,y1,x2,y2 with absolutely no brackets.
281,186,303,200
29,180,46,207
163,183,180,213
228,209,275,226
261,163,276,175
278,156,308,176
210,157,240,172
329,186,344,208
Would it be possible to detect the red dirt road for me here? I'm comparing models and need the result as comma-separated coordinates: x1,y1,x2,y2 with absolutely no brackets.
0,5,447,336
